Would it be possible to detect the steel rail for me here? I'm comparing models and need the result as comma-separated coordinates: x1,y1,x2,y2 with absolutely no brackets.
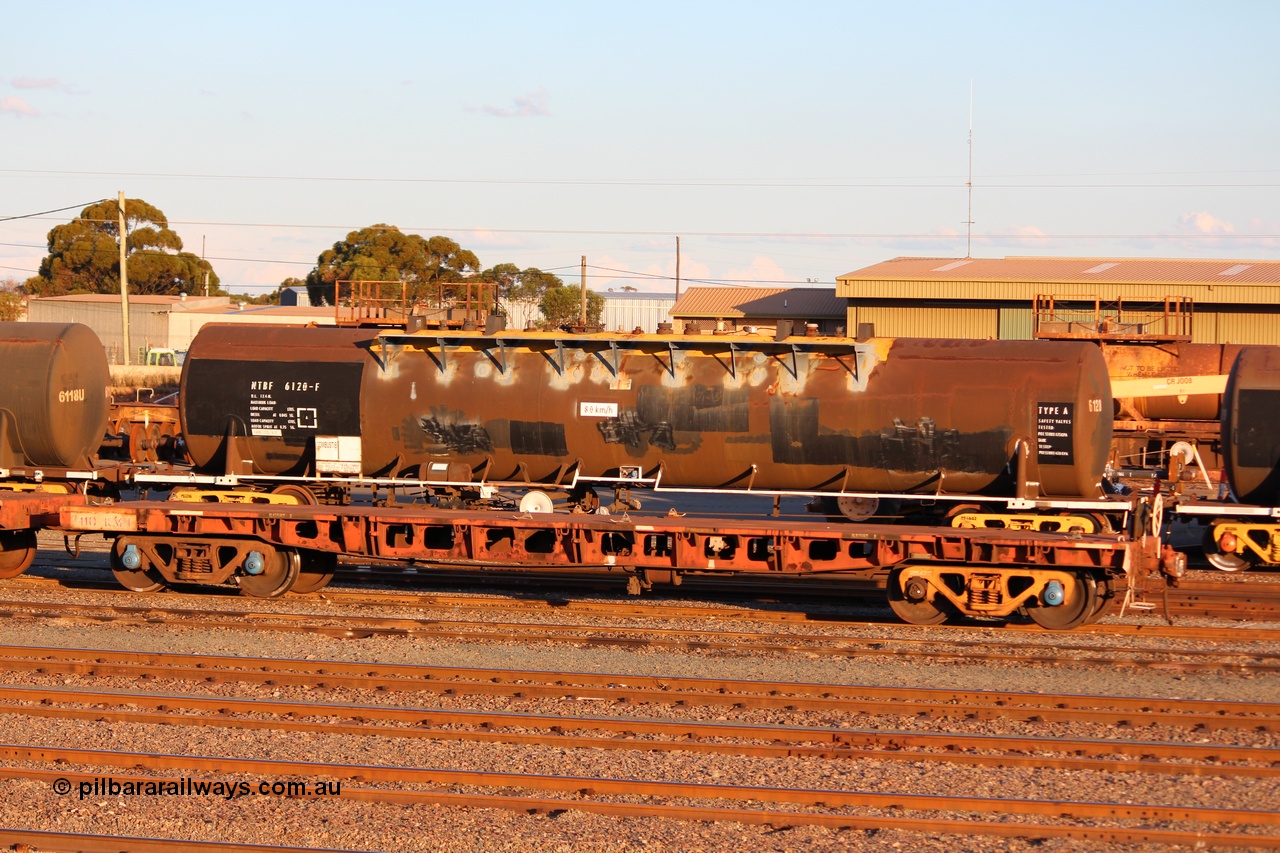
9,570,1280,640
1,743,1277,828
0,683,1275,777
6,768,1276,848
0,645,1276,730
1,599,1278,675
0,829,366,853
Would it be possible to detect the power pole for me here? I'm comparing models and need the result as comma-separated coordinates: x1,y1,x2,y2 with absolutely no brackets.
675,236,681,302
118,191,131,365
579,255,587,328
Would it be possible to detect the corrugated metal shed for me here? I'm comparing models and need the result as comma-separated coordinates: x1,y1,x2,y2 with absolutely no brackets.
851,305,998,339
836,256,1280,345
837,256,1280,303
26,294,338,361
600,292,676,333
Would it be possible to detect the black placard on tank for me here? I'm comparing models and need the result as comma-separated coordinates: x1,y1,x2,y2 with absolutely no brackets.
185,360,363,440
1037,402,1074,465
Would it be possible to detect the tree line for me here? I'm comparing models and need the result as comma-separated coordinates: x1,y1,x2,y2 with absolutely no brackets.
20,198,604,328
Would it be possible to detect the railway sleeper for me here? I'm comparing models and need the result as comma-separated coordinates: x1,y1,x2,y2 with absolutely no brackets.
888,564,1112,630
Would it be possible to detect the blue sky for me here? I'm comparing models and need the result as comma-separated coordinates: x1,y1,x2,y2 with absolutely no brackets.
2,1,1277,297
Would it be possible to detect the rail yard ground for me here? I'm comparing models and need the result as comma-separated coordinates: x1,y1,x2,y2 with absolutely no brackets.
0,535,1276,851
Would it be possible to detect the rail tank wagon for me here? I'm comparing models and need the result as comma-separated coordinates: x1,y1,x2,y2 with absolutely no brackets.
180,325,381,476
1221,345,1280,505
0,322,111,469
180,326,1113,500
1103,342,1240,423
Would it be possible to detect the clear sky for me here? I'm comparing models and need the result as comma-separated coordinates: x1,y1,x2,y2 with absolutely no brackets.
2,0,1277,297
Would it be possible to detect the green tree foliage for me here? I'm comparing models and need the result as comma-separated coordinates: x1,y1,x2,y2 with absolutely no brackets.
479,263,563,316
25,199,219,296
539,285,604,329
304,225,480,307
0,278,25,321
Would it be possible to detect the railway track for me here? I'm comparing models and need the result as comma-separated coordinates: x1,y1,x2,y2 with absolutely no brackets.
0,682,1277,775
2,644,1277,728
0,597,1278,675
0,645,1277,847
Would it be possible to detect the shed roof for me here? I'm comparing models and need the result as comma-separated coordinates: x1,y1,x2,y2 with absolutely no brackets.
671,286,844,319
29,294,231,309
836,256,1280,304
840,256,1280,284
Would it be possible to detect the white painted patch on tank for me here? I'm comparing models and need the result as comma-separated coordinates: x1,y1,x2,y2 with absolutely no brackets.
847,345,879,393
547,358,586,390
660,351,691,388
475,360,493,380
435,359,460,386
410,381,417,401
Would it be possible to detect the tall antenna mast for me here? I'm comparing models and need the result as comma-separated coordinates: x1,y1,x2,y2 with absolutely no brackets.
965,81,974,258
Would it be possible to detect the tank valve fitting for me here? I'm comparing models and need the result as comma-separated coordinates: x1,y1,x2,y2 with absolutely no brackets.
1042,580,1065,607
903,577,930,602
243,551,266,575
121,544,142,570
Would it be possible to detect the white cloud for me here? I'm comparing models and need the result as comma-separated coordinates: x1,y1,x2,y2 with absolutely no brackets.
721,255,801,285
470,88,551,119
1177,211,1236,235
12,77,60,90
0,97,39,117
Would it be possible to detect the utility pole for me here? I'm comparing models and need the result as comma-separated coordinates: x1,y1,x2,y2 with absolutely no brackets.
579,255,587,328
202,235,210,296
965,81,974,259
118,191,131,365
675,236,681,302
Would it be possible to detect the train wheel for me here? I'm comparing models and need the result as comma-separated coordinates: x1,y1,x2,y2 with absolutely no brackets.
128,424,162,464
1027,574,1097,631
886,570,952,625
1202,527,1251,572
1084,581,1115,625
109,539,165,592
1206,550,1251,572
0,530,37,579
238,547,300,599
270,484,319,505
290,551,338,594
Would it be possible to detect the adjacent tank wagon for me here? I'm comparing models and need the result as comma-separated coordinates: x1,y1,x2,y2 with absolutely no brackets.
0,322,111,471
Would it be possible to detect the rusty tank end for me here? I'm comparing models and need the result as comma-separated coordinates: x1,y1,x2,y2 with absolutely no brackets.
1222,346,1280,505
360,332,1112,499
1103,342,1240,422
180,324,380,476
0,322,111,469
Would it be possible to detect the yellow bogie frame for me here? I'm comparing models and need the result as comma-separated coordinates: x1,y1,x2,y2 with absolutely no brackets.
950,512,1099,533
1205,520,1280,571
168,488,308,506
0,482,75,495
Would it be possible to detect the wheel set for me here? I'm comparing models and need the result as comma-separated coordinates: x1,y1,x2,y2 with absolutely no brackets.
108,536,332,597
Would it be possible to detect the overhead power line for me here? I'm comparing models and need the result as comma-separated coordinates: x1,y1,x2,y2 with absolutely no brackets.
0,198,107,223
0,168,1277,189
